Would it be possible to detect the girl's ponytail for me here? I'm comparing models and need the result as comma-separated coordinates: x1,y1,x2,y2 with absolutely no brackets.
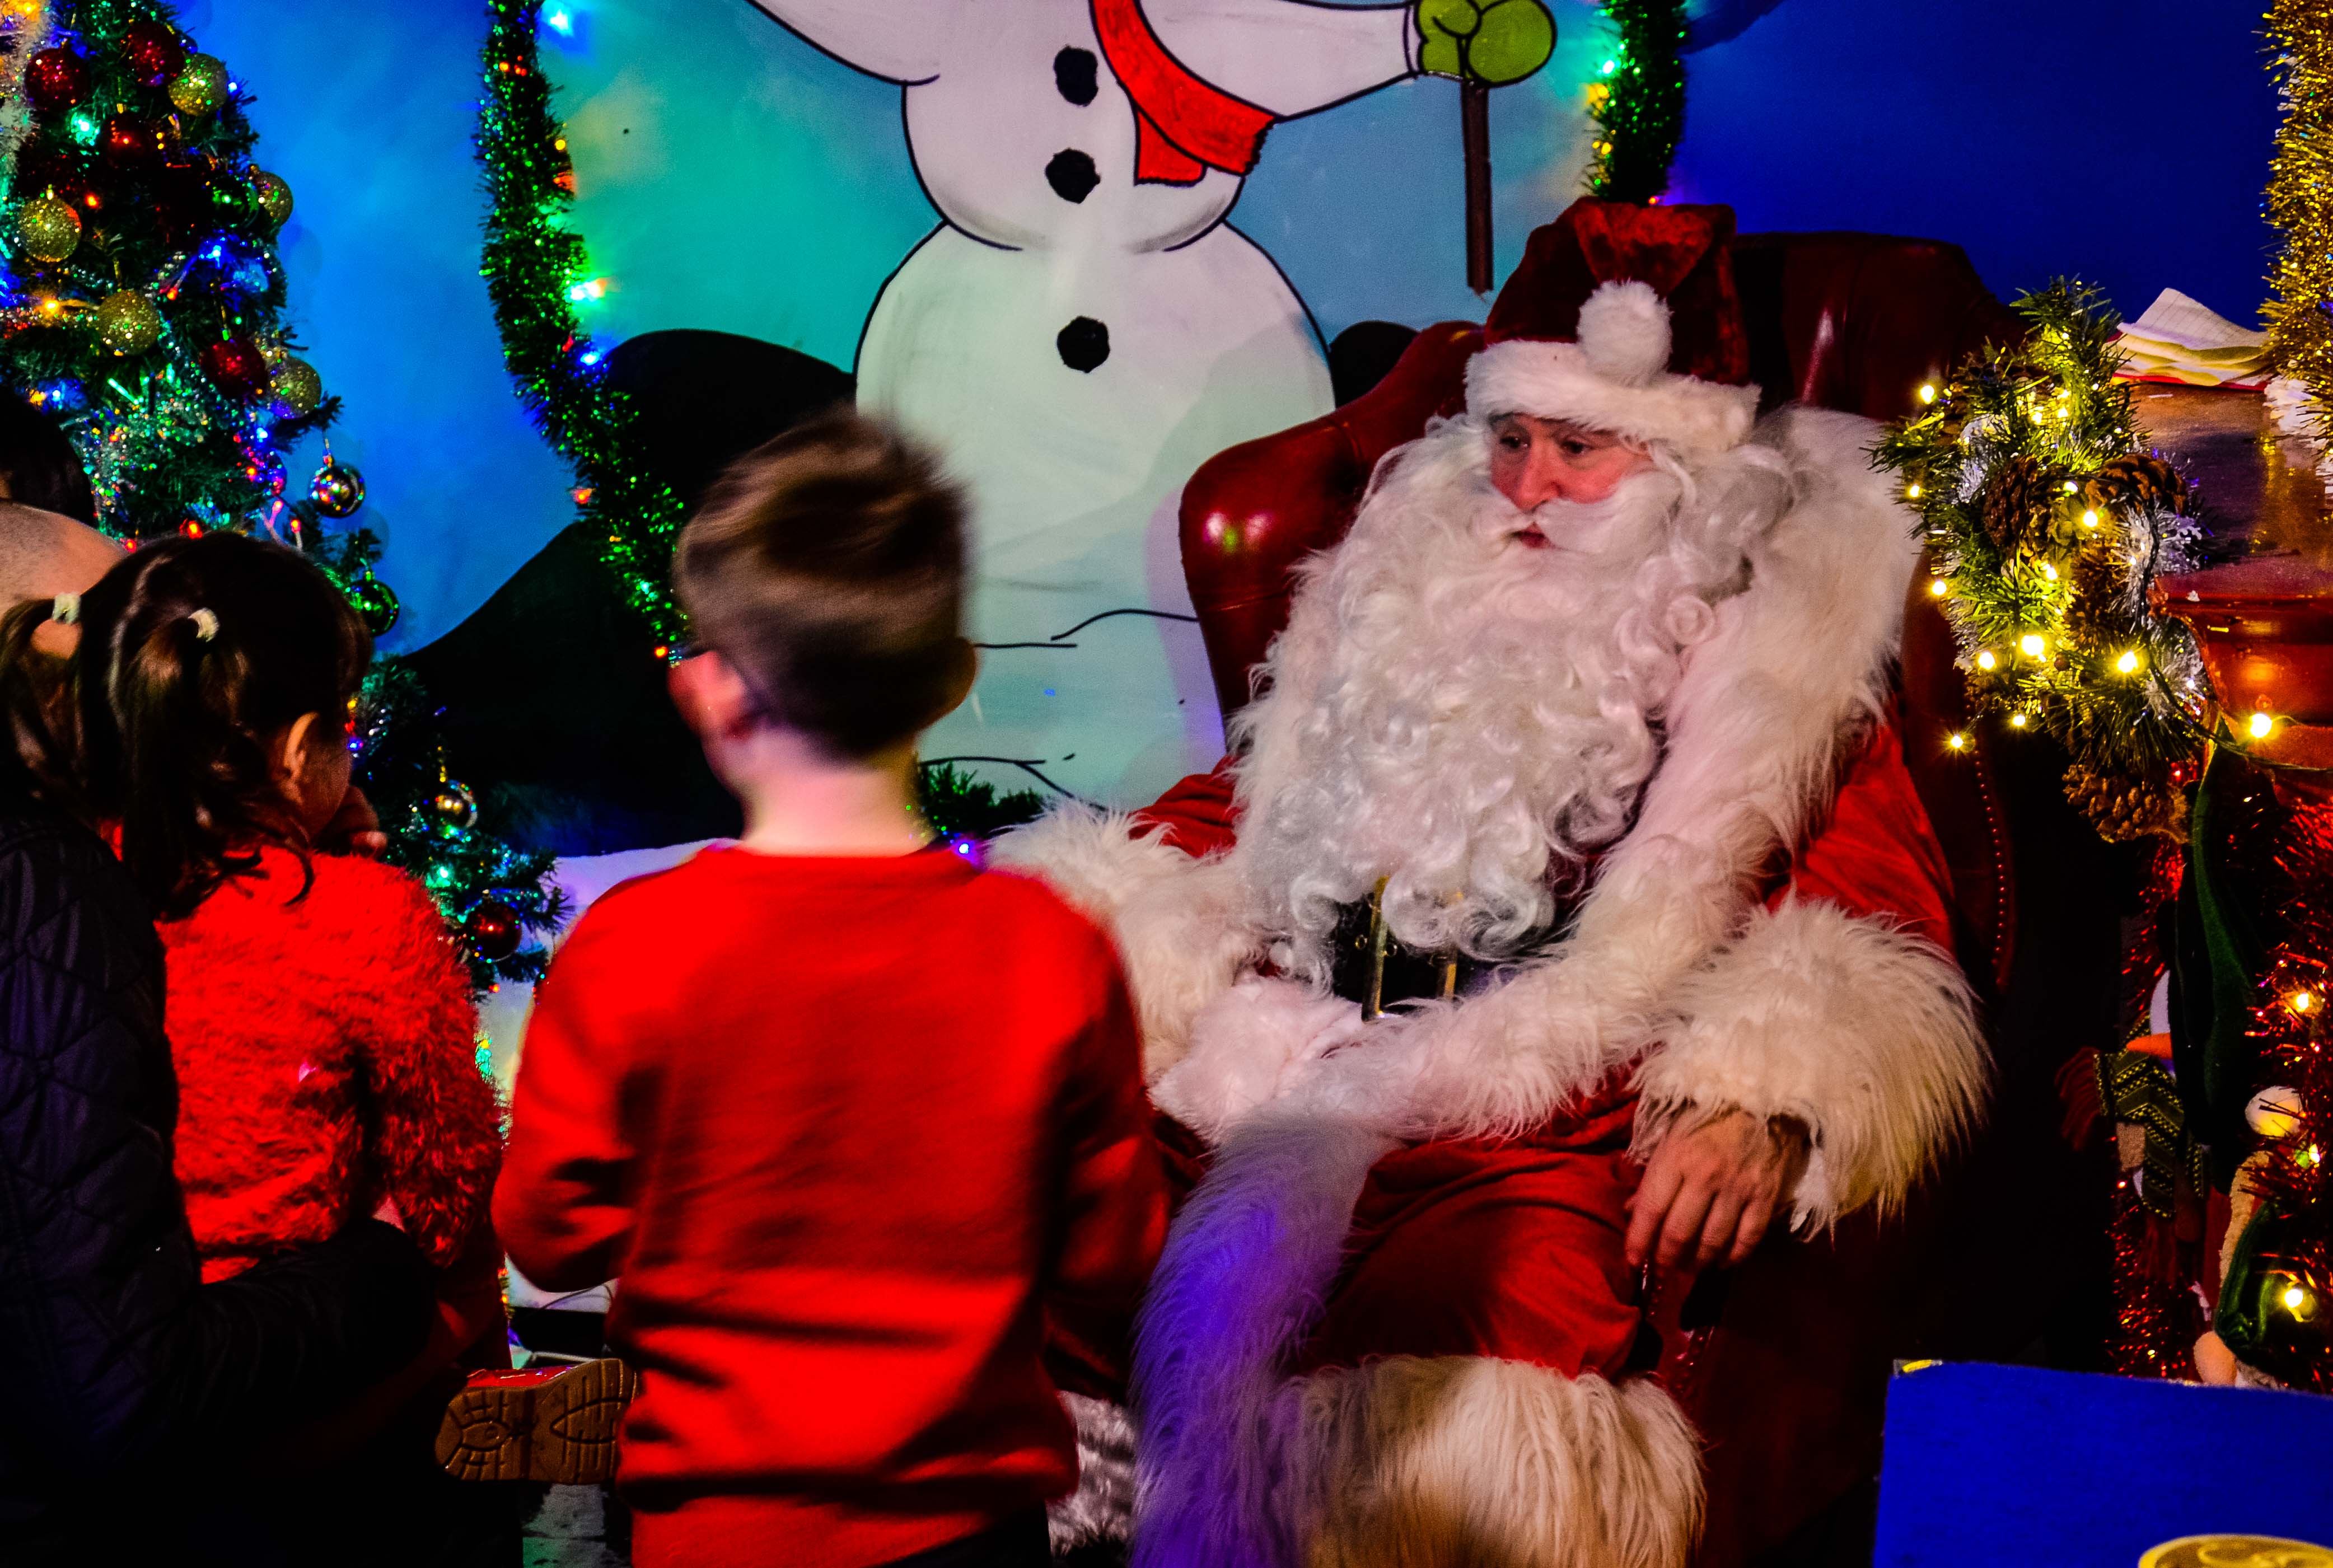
104,602,272,914
57,535,371,917
0,594,88,813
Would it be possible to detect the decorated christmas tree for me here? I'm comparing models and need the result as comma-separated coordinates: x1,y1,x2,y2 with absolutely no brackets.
0,0,561,989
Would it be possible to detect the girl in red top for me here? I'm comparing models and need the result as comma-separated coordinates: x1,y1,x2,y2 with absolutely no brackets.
31,534,500,1294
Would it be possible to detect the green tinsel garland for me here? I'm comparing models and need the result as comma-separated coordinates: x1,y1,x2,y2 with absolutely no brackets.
1584,0,1686,203
1872,282,2209,812
477,0,685,649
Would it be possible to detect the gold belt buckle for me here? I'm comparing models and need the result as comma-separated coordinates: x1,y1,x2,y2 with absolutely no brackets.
1360,878,1460,1023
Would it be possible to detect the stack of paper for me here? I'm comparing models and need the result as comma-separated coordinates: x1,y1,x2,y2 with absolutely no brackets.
2114,289,2270,389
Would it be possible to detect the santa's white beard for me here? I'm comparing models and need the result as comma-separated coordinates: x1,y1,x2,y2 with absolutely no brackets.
1233,417,1789,982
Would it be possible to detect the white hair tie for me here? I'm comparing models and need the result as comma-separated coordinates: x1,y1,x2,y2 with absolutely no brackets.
188,608,218,642
49,592,78,625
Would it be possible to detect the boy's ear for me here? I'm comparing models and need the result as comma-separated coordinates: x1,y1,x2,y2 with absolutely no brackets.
669,650,758,740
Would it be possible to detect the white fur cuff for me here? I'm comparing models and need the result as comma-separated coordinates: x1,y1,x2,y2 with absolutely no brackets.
1292,1359,1704,1568
1152,977,1366,1143
990,804,1262,1076
1465,338,1758,456
1633,898,1990,1228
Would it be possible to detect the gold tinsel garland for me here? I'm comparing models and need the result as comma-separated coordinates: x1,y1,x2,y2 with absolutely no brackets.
2267,0,2333,425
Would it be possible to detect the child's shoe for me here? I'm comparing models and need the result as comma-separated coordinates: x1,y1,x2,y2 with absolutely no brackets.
436,1358,638,1483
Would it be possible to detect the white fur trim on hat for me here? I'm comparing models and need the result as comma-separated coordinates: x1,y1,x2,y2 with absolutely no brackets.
1466,279,1759,455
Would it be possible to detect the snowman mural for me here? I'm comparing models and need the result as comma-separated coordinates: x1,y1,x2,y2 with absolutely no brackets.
749,0,1553,806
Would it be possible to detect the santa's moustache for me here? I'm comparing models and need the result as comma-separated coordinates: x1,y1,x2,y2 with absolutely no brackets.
1232,419,1788,982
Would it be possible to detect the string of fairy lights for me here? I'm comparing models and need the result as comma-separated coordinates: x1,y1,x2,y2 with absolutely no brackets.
1873,282,2210,842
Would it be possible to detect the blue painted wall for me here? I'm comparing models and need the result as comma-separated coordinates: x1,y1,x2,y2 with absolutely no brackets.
175,0,2278,645
1671,0,2279,334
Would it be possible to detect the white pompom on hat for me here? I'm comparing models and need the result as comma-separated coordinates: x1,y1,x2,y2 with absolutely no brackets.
1464,198,1761,456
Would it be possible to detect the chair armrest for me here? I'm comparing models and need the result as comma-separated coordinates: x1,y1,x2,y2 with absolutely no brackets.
1180,322,1483,717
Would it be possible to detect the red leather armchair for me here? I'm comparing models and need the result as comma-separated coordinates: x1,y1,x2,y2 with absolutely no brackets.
1177,232,2118,1565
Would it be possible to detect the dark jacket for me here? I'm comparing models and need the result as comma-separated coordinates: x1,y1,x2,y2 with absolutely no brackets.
0,799,436,1543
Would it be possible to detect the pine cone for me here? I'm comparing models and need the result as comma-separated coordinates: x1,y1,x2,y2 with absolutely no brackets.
1978,453,2053,554
2083,454,2190,517
2064,546,2128,642
2064,761,2189,843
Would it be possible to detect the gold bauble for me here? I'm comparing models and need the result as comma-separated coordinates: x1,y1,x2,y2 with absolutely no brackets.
167,53,228,116
248,168,292,230
12,196,81,264
268,357,321,418
94,290,163,355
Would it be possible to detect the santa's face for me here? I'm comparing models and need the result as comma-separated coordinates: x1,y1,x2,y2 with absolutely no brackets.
1486,414,1653,540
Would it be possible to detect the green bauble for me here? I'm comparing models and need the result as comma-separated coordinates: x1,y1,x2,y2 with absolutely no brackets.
94,289,163,355
248,168,292,230
345,573,399,636
12,195,80,264
309,458,364,517
268,357,321,418
168,54,228,116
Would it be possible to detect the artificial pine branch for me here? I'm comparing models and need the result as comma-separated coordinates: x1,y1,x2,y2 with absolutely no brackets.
1873,281,2209,836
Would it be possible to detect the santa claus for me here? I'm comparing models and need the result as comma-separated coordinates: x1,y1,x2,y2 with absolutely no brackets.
999,200,1992,1567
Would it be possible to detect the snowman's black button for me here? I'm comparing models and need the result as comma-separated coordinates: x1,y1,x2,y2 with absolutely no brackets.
1046,149,1100,204
1058,317,1110,372
1055,47,1099,105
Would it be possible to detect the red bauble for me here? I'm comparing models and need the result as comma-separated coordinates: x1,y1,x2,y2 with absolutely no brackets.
198,338,268,401
464,901,522,962
100,114,162,169
119,19,185,87
25,48,90,113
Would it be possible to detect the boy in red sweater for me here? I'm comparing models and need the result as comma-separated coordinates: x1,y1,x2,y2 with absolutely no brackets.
495,413,1166,1568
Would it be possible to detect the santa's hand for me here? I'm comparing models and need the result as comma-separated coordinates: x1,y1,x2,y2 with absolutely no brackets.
1152,979,1364,1143
1416,0,1555,87
1625,1110,1810,1271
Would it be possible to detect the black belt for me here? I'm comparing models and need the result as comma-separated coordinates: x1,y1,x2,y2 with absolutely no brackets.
1329,879,1520,1021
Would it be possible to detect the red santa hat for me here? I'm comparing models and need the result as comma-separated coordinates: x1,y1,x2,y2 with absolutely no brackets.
1466,198,1760,456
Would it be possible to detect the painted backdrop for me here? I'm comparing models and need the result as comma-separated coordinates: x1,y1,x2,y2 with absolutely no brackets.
181,0,2278,827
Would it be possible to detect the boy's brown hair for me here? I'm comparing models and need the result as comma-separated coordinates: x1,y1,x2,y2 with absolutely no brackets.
674,411,966,760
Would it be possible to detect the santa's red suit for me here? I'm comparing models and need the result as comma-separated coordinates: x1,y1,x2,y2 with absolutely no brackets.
1000,202,1989,1567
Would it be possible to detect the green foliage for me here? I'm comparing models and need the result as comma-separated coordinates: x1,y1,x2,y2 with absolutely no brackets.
918,762,1045,842
1584,0,1686,203
1872,282,2208,786
477,0,685,648
353,661,567,990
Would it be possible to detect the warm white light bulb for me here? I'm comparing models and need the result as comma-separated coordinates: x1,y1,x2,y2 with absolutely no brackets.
2116,650,2140,673
2081,509,2100,527
2251,710,2275,739
2019,634,2046,657
1928,578,1948,597
1918,384,1937,404
1976,650,1998,671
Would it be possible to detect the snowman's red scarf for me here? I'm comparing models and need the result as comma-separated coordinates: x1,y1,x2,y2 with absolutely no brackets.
1092,0,1277,185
